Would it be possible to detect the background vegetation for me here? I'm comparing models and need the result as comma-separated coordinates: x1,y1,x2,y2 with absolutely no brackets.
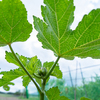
45,74,100,100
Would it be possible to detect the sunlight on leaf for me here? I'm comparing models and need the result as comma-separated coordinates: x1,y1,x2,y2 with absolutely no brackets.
0,0,32,46
34,0,100,59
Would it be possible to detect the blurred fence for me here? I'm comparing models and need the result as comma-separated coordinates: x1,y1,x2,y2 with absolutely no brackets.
63,63,100,85
58,63,100,100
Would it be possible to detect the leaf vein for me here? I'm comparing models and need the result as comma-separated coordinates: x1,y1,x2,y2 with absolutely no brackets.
59,2,73,40
36,22,58,54
54,0,60,54
45,12,58,39
74,12,100,48
61,38,100,56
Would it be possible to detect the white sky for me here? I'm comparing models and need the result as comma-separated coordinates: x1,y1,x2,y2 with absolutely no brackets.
0,0,100,93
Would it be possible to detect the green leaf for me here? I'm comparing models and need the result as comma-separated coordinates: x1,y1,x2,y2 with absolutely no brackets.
33,0,75,59
5,51,62,86
27,57,42,86
46,87,70,100
33,0,100,59
5,51,40,70
71,9,100,59
0,68,25,91
5,51,42,87
22,75,31,87
80,97,91,100
0,0,32,46
43,62,62,78
3,82,14,91
27,57,42,74
5,51,20,67
34,77,42,87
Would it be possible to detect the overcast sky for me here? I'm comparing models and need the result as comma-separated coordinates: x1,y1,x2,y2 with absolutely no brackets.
0,0,100,93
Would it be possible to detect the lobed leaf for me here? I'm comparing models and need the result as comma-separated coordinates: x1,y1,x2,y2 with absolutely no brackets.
5,51,62,87
0,0,32,46
0,68,25,91
5,51,20,67
3,82,14,91
71,9,100,59
33,0,100,59
5,51,42,87
33,0,75,59
46,87,70,100
5,51,39,70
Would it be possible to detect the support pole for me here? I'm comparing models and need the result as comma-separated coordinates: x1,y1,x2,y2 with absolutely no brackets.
26,86,29,99
79,63,87,97
68,66,74,93
74,62,78,100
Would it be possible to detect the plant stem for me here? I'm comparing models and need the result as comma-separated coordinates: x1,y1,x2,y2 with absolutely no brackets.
45,56,60,79
40,79,46,100
40,57,60,100
42,79,46,90
33,73,44,79
40,92,44,100
8,44,42,94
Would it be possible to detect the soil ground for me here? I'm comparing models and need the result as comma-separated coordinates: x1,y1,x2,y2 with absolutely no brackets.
0,94,20,100
0,96,20,100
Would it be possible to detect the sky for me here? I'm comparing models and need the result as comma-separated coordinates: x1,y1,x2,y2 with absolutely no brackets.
0,0,100,94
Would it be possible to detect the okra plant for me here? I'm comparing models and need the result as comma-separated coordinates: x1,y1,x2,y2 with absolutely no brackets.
0,0,100,100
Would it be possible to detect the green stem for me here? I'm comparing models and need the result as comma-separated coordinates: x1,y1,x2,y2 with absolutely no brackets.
40,79,46,100
45,56,60,79
40,92,44,100
33,73,44,79
42,79,46,92
8,44,42,94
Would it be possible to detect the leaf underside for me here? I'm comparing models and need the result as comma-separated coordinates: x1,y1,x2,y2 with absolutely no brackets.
0,0,32,46
34,0,100,60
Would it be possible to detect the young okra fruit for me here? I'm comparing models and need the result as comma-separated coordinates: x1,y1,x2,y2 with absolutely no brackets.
38,67,47,77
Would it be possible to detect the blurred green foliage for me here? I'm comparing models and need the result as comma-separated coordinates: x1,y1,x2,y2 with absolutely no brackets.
46,74,100,100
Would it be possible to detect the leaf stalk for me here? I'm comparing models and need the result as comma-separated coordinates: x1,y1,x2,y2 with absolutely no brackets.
45,56,60,79
8,44,42,94
33,73,44,79
40,79,46,100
